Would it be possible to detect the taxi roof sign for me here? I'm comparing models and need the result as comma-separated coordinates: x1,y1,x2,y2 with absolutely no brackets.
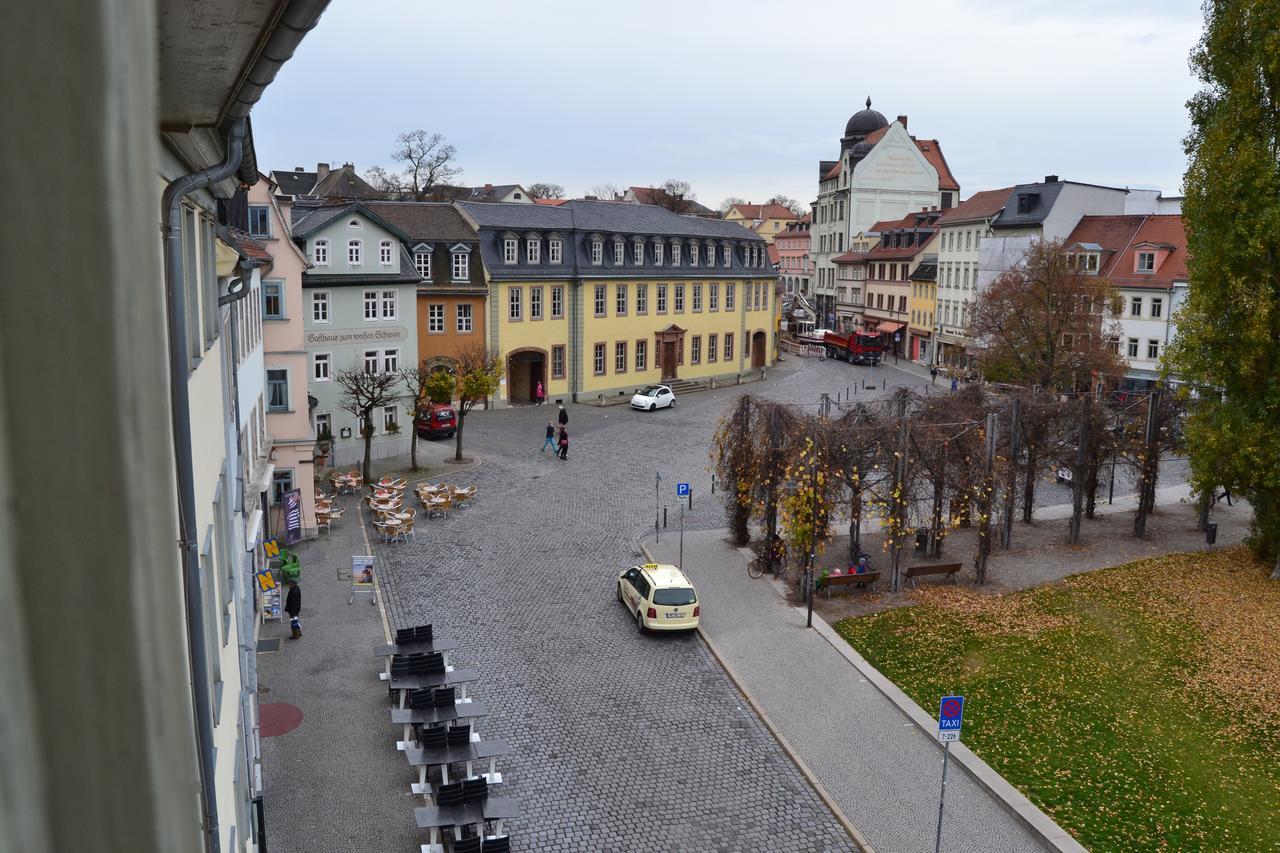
642,563,659,568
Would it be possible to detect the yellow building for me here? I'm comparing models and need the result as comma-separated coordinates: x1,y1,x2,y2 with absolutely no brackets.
458,200,779,405
907,258,938,365
723,202,802,244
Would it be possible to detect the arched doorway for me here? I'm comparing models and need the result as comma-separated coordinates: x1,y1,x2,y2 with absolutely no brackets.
506,348,546,405
751,330,767,369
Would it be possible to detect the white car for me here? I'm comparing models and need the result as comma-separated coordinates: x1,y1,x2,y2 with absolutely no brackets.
630,384,675,411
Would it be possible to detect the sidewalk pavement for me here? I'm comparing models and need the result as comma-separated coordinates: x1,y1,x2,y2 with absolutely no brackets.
256,499,414,853
646,529,1047,853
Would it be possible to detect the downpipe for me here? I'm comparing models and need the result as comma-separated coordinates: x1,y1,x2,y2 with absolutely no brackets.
161,117,247,853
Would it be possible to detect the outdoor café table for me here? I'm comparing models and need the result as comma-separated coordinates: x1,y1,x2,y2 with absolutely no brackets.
390,668,481,708
414,798,520,849
374,637,460,677
390,698,487,750
405,738,511,792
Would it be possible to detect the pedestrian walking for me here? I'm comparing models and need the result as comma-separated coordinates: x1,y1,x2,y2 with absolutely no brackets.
541,421,556,453
557,426,569,460
557,404,568,427
930,365,938,384
285,579,302,639
535,381,545,406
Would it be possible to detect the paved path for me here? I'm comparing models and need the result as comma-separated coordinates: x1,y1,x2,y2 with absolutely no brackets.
648,530,1045,853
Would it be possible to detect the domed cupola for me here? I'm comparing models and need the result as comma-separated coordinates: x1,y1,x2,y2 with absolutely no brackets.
841,96,889,151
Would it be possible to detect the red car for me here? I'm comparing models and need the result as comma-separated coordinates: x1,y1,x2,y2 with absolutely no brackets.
416,402,456,439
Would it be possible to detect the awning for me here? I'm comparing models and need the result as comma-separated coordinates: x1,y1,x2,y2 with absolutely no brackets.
877,321,905,334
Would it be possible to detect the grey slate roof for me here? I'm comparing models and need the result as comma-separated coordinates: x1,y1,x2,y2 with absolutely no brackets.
288,202,410,241
459,200,771,282
991,181,1065,229
363,202,479,243
272,169,318,196
310,165,382,200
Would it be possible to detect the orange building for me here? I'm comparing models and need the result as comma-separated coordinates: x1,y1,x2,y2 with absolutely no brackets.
365,202,488,369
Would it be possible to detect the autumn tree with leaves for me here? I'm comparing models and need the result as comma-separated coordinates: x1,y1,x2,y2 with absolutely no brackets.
968,239,1125,391
401,362,455,471
451,344,503,463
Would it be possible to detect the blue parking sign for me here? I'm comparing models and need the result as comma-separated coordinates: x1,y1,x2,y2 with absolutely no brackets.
676,482,690,497
938,695,964,743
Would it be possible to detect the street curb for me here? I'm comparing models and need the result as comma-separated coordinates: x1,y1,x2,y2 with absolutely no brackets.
641,542,877,853
807,613,1088,853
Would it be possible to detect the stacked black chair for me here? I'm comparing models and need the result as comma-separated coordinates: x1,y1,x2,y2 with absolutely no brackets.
433,686,456,707
420,725,448,751
436,781,465,807
446,724,471,748
481,836,511,853
452,838,482,853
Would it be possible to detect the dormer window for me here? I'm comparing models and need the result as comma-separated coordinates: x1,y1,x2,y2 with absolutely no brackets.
548,236,563,264
1136,251,1155,273
671,242,681,265
451,244,471,280
503,237,518,264
414,249,431,277
591,240,603,265
633,242,644,265
1015,193,1039,214
613,240,625,265
690,244,699,267
527,236,541,263
654,242,664,266
1074,253,1099,273
723,245,731,268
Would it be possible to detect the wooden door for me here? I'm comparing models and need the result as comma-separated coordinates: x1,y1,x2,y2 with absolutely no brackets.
662,342,677,380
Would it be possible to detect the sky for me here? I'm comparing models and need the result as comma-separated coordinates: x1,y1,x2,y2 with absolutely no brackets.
254,0,1206,209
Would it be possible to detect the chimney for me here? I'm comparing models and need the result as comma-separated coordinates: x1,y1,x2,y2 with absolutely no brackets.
343,162,354,169
294,166,304,172
585,195,598,201
897,115,908,130
1044,174,1059,183
484,183,493,191
316,162,330,181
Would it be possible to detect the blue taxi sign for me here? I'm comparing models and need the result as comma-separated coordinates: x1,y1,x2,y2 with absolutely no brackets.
938,695,964,743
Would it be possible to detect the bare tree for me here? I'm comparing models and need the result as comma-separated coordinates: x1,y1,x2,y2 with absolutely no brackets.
364,130,462,201
588,182,622,200
452,344,503,463
968,239,1126,391
335,364,403,481
649,179,697,213
719,196,746,214
528,183,565,200
769,195,808,217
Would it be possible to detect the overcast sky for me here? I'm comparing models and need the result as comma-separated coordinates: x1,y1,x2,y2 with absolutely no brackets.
255,0,1205,209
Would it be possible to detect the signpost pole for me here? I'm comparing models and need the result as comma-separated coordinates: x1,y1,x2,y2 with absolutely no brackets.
934,741,951,853
655,472,660,544
679,505,684,570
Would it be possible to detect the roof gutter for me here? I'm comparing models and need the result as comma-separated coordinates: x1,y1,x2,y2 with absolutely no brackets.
161,118,247,853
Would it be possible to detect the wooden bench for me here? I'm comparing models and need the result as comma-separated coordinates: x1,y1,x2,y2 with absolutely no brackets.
904,562,962,589
822,571,881,597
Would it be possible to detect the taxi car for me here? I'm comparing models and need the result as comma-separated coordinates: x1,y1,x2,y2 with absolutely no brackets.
617,563,700,632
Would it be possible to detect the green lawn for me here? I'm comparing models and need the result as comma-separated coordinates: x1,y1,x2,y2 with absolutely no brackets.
835,546,1280,852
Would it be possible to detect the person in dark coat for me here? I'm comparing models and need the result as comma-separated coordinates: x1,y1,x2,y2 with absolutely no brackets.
557,404,568,427
558,426,569,460
542,421,556,453
285,580,302,639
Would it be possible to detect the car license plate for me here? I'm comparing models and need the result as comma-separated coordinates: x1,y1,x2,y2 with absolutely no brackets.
665,611,683,618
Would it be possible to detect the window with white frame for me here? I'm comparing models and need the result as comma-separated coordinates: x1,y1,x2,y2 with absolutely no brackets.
1147,339,1159,359
1130,296,1143,317
262,281,284,319
248,205,271,238
654,242,664,265
656,284,668,313
708,333,718,362
382,348,399,373
636,283,648,314
363,290,378,320
709,283,719,311
364,349,380,373
551,285,564,319
348,239,362,266
381,290,397,319
672,243,681,265
509,286,522,320
428,304,444,333
415,250,431,277
313,239,329,266
725,283,736,310
503,238,518,264
633,242,644,265
1151,297,1163,318
690,244,699,266
1137,252,1155,273
313,352,331,382
456,303,473,332
383,405,398,433
314,412,332,440
615,341,627,373
724,333,734,361
379,240,393,266
552,345,565,379
593,343,606,375
708,243,717,266
616,283,628,315
594,285,606,317
347,219,361,230
591,240,603,265
271,469,294,505
723,245,731,267
691,336,701,364
452,250,469,280
311,290,330,323
692,283,702,311
635,340,647,371
549,238,562,264
266,369,288,412
527,238,541,263
1127,338,1139,357
614,241,625,265
674,283,685,312
531,286,543,320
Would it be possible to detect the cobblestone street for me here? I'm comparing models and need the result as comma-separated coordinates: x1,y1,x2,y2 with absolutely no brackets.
264,356,1194,852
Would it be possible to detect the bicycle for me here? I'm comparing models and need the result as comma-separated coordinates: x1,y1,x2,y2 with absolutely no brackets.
748,548,786,579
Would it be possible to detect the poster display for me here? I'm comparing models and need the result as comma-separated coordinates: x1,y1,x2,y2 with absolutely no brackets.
284,489,302,545
350,555,375,605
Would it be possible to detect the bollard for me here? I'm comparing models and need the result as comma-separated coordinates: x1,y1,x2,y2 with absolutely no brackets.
711,474,716,495
663,505,668,528
882,378,886,390
688,491,693,510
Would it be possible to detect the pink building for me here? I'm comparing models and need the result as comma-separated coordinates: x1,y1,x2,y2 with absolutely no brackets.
776,216,812,296
247,175,318,536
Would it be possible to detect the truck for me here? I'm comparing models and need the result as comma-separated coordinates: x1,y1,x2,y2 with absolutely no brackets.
819,330,884,365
